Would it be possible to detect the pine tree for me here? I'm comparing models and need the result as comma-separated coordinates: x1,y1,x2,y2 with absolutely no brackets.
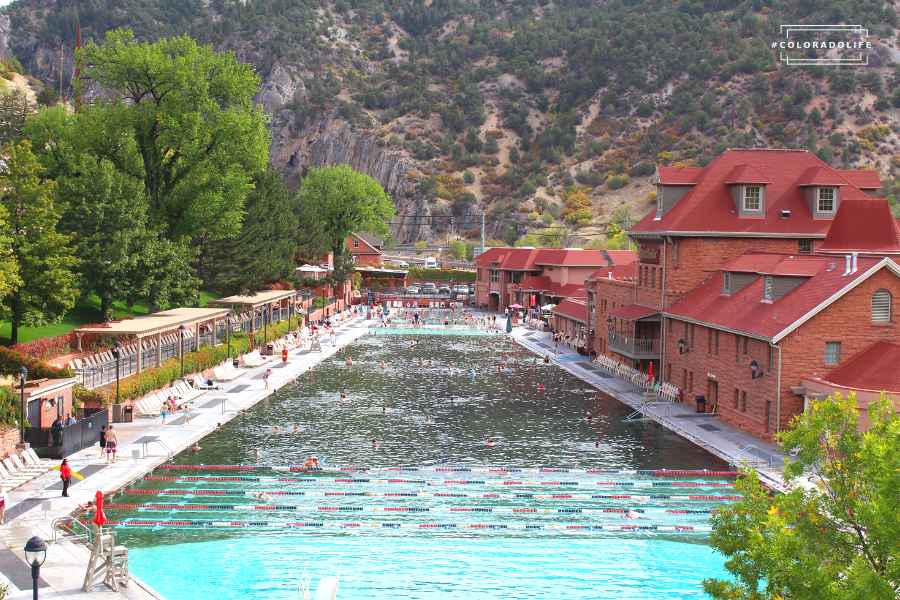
0,141,79,344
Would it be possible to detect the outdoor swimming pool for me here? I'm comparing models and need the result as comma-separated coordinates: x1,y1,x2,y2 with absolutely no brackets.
110,333,732,599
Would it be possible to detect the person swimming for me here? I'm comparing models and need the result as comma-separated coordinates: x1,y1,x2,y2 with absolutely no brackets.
586,411,592,421
382,407,387,414
251,448,261,457
191,443,201,452
418,358,424,365
484,437,495,447
543,355,551,363
346,358,353,366
274,426,280,433
305,457,320,467
293,424,300,432
340,393,346,403
624,509,641,520
252,491,269,501
380,361,387,370
372,438,378,448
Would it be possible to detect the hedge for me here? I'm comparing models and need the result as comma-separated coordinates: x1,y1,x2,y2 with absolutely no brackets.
407,268,476,282
0,385,21,427
74,333,252,407
0,346,75,379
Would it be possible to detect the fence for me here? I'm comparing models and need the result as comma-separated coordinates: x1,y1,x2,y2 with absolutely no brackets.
25,410,109,459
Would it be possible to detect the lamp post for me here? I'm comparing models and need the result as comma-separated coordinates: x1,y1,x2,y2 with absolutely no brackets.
24,536,47,600
18,366,27,443
226,311,232,359
678,338,691,354
264,304,269,345
178,325,186,378
113,341,122,405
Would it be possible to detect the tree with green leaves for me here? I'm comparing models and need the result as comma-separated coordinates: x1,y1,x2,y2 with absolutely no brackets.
25,105,199,319
0,91,34,146
297,165,395,283
0,141,79,344
704,392,900,600
202,164,326,293
76,29,270,244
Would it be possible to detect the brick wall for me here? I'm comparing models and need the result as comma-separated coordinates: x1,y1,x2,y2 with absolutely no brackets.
662,265,900,440
36,387,73,428
591,278,637,362
636,236,824,309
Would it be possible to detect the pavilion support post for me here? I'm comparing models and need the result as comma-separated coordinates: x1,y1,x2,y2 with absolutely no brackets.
136,336,143,373
156,333,162,367
75,333,83,351
194,322,200,351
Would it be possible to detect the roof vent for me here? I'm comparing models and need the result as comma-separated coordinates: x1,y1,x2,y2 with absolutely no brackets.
828,263,836,272
781,210,791,218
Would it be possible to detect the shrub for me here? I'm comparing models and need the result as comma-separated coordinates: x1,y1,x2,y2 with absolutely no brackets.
0,385,21,427
0,346,74,379
607,174,630,189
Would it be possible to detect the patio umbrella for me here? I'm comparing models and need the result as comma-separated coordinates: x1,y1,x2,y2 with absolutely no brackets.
506,311,513,333
93,490,106,528
508,303,525,309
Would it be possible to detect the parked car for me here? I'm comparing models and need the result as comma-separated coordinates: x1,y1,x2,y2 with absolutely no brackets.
439,284,451,294
397,261,410,268
406,285,420,294
422,283,437,293
458,285,469,294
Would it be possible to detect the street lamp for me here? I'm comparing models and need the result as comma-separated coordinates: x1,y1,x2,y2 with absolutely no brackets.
606,316,614,330
678,338,691,354
226,311,232,359
24,536,47,600
112,341,122,404
178,325,186,378
18,365,27,443
264,304,269,345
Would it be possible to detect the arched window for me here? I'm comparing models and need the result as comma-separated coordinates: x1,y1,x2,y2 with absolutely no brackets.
872,289,891,323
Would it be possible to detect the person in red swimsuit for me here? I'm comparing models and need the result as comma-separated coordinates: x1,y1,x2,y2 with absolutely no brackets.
281,346,288,365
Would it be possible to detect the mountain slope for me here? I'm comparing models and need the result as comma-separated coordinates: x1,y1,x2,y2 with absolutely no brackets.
3,0,900,245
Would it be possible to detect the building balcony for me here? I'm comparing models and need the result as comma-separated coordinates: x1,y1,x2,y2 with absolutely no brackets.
608,332,660,359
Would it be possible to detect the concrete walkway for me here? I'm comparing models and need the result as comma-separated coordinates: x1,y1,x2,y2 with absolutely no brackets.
509,324,787,489
0,315,371,599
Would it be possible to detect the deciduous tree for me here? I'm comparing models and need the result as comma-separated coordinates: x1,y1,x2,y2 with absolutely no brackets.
0,141,79,344
704,392,900,600
297,165,395,284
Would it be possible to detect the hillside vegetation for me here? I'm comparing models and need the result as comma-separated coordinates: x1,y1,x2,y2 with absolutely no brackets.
5,0,900,246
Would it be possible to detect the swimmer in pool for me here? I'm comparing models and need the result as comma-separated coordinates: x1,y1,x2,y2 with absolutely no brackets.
293,424,300,432
382,407,387,414
305,457,320,467
484,437,495,447
595,441,600,448
424,415,430,422
428,360,433,366
252,491,269,501
215,423,222,431
381,361,387,370
191,443,201,452
372,438,378,448
586,412,592,422
274,426,280,433
418,358,424,365
624,509,641,520
252,448,261,457
340,393,346,403
543,356,551,363
346,358,353,366
447,365,453,373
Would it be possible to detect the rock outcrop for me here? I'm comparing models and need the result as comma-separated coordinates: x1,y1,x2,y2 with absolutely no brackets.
270,115,440,243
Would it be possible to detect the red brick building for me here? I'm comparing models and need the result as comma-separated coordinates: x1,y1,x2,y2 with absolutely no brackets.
473,247,635,312
592,148,882,378
347,232,384,266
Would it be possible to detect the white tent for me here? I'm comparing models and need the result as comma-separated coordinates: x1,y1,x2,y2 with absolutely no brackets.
540,303,557,311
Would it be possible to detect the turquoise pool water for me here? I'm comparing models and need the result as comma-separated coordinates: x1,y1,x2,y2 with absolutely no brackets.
111,333,731,599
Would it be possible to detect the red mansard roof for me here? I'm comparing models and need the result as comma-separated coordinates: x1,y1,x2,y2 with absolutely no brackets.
666,253,899,341
473,248,636,270
839,169,882,190
812,339,900,393
795,166,848,187
631,149,882,237
605,303,660,321
817,199,900,254
552,297,588,322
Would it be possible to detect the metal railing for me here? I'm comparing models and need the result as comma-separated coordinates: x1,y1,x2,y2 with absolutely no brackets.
608,333,660,357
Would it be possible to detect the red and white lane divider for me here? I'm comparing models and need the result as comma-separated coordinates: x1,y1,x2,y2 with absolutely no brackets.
123,490,743,501
99,520,715,532
141,476,735,488
157,465,739,476
104,504,726,514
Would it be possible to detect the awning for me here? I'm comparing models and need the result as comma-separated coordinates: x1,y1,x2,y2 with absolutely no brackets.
605,303,660,321
540,303,557,310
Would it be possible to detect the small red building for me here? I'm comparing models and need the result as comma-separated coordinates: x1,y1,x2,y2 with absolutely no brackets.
347,233,384,266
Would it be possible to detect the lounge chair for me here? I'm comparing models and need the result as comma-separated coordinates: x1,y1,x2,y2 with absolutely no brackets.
193,376,220,390
24,448,53,467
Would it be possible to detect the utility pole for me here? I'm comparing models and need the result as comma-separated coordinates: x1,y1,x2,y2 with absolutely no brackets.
59,44,63,98
480,211,485,256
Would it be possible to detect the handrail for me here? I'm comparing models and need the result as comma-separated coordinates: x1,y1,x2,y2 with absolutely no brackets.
730,445,771,468
51,516,93,546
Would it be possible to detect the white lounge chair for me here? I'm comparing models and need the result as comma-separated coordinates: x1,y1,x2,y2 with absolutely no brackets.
6,457,43,477
192,376,219,390
24,448,53,467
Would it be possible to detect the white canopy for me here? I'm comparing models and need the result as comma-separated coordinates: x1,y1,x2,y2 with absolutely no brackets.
541,303,557,310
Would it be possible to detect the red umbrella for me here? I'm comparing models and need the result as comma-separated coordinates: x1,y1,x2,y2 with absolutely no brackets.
92,490,106,528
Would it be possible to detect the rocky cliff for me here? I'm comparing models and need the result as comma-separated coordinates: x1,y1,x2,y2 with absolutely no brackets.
270,114,447,244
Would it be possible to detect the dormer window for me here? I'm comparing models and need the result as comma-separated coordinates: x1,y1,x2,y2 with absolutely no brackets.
744,186,761,211
818,188,835,212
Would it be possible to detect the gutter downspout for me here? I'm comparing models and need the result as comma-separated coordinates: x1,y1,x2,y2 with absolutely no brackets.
771,342,782,436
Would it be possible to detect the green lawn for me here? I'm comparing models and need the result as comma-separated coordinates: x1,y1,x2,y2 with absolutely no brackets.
0,291,225,346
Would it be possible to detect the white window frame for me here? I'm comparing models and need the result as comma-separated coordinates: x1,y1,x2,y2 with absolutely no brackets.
798,239,812,254
353,239,359,248
818,188,835,212
490,270,500,284
743,186,761,211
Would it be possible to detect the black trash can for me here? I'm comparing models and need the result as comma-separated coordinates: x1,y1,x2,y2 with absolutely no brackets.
264,343,275,356
123,405,134,423
695,395,706,413
233,358,240,369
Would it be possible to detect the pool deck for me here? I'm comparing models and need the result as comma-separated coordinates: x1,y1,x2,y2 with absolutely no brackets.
0,313,789,598
0,315,371,599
